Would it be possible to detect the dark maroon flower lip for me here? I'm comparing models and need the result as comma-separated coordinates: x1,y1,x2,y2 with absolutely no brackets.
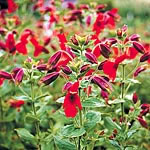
61,65,72,75
98,60,107,70
12,68,24,84
129,34,140,41
85,52,98,64
140,52,150,62
91,75,112,91
133,41,145,54
99,43,111,58
36,64,48,71
133,66,146,77
40,72,59,85
0,71,12,79
48,51,62,66
80,64,90,73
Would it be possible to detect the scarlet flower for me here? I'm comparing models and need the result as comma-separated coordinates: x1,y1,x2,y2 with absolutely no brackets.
63,81,82,118
6,32,16,53
93,13,105,35
7,0,18,13
30,36,49,57
103,54,127,81
57,33,67,50
0,78,5,86
9,99,24,109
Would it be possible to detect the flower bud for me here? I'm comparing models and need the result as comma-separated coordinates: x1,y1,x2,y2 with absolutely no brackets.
85,52,98,64
80,64,90,73
101,90,109,99
63,82,72,92
140,108,149,116
91,76,112,91
140,52,150,62
137,117,148,128
134,66,146,77
129,34,140,41
37,64,48,71
48,51,61,66
133,41,145,54
71,35,79,46
98,60,107,70
40,72,59,85
141,104,150,110
61,65,72,75
99,43,111,58
107,38,117,46
0,71,12,79
117,28,122,38
132,92,138,104
12,68,24,84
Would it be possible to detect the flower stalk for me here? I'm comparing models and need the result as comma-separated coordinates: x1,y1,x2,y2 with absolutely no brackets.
31,79,41,150
121,64,125,120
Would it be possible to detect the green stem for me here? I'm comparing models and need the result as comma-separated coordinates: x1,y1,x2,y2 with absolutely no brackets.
31,82,41,150
0,97,3,120
78,88,83,150
121,64,125,120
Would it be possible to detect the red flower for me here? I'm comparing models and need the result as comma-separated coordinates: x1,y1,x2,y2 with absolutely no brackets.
6,32,16,53
0,78,5,86
7,0,18,13
9,99,24,109
57,33,67,50
30,36,49,57
63,81,82,118
93,13,105,35
103,54,127,81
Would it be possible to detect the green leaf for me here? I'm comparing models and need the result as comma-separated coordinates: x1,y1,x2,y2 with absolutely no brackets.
35,94,49,101
109,140,121,149
104,117,121,131
84,111,101,129
82,98,106,107
61,125,86,137
25,114,40,123
15,128,36,142
126,79,141,84
13,95,32,102
127,130,137,139
54,136,76,150
109,99,125,104
56,97,65,103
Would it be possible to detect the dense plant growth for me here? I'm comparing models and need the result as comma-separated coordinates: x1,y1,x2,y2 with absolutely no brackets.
0,0,150,150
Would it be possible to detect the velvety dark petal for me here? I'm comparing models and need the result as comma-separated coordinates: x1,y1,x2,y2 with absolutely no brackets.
140,52,150,62
0,71,12,79
40,72,59,85
48,51,62,66
85,52,98,64
133,41,145,54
